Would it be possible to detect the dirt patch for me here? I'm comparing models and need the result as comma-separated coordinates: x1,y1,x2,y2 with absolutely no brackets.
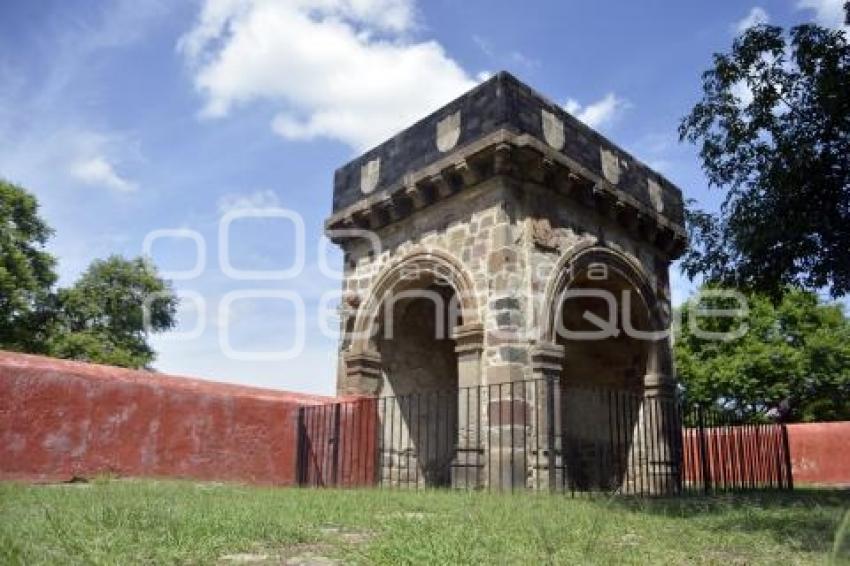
319,525,373,545
219,526,372,566
377,511,432,521
220,543,337,565
219,553,272,563
283,551,341,565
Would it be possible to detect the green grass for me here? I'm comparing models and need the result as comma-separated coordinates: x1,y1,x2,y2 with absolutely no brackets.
0,479,848,565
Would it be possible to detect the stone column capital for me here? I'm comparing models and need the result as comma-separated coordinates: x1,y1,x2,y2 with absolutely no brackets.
530,341,565,379
340,348,382,396
453,322,485,355
643,372,677,397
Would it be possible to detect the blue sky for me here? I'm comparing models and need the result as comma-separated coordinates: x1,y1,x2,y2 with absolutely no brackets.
0,0,846,394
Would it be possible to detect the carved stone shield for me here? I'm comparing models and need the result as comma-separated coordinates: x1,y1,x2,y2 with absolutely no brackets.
436,111,461,152
541,109,565,150
360,158,380,194
648,178,664,213
600,148,621,185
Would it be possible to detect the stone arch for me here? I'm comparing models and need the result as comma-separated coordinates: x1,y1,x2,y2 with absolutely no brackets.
341,248,484,397
536,243,678,493
541,243,661,337
538,242,670,377
349,248,482,355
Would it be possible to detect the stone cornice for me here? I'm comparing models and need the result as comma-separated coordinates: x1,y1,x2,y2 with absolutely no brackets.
325,128,687,259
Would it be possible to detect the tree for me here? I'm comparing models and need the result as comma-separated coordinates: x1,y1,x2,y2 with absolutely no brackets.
0,180,58,351
49,256,178,369
675,287,850,422
0,180,178,368
679,24,850,298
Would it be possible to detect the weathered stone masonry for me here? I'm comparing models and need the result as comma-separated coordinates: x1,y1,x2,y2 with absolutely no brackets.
325,72,687,491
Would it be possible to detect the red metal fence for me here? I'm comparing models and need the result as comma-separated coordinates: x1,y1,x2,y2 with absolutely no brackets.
681,422,793,492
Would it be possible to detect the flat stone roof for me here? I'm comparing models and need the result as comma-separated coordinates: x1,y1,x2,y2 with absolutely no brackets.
330,71,685,228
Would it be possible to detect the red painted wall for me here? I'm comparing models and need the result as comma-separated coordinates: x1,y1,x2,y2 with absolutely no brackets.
0,351,329,485
786,421,850,487
2,351,847,488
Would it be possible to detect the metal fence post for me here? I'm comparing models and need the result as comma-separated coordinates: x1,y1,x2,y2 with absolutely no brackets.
331,403,341,486
296,406,306,486
546,376,556,492
697,406,712,495
780,424,794,490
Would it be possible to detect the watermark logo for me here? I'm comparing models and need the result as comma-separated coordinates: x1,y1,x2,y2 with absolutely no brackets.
141,207,752,360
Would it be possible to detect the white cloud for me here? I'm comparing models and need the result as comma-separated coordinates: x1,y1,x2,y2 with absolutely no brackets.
563,93,630,129
69,155,137,192
179,0,475,151
733,7,769,33
797,0,849,30
216,189,282,214
564,98,582,115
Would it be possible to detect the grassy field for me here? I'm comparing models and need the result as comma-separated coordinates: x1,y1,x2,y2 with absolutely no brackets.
0,479,848,565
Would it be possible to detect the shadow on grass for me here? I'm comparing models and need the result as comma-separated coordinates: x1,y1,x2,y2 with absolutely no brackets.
613,488,849,515
611,488,850,554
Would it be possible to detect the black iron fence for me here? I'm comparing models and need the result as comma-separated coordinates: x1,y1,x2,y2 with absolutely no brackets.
296,378,793,495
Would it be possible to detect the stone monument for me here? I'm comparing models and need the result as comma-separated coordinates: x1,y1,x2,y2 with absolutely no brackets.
325,72,687,492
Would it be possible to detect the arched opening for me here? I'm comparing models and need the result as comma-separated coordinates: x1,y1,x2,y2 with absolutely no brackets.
344,251,482,488
372,272,463,487
557,267,651,390
550,255,656,492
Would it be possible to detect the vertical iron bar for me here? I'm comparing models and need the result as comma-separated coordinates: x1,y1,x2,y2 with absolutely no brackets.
522,382,527,492
697,406,711,495
403,395,410,488
466,386,470,489
414,393,420,489
476,384,481,490
546,376,556,492
616,389,625,494
772,425,783,489
499,383,504,493
487,384,492,491
388,395,395,488
296,407,304,485
508,381,516,493
651,394,660,495
331,403,341,487
607,390,614,493
781,424,793,490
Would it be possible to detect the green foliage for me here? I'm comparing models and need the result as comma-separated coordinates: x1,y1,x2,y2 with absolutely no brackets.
48,256,178,368
680,24,850,298
0,180,177,369
0,180,58,351
676,287,850,422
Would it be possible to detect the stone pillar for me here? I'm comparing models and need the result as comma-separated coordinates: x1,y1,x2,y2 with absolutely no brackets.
530,342,565,490
340,348,382,396
451,322,485,488
639,371,680,495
